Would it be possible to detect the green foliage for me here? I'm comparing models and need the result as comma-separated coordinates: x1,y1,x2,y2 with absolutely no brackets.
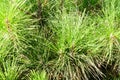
0,59,24,80
0,0,38,79
29,70,48,80
0,0,120,80
0,0,35,56
42,11,103,80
